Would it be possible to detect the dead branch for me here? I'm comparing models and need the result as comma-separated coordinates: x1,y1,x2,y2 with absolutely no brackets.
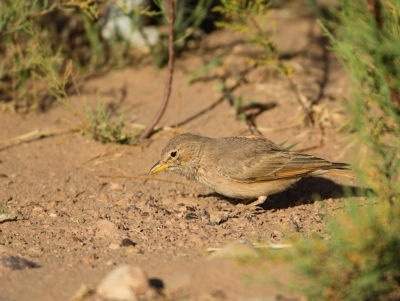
140,0,175,140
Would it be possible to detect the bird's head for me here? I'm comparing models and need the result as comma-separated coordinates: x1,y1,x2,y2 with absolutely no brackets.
149,134,204,177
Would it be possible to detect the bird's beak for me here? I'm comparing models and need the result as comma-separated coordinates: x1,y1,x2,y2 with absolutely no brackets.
149,161,170,175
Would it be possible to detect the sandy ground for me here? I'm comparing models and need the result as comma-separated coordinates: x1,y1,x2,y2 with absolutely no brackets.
0,4,361,301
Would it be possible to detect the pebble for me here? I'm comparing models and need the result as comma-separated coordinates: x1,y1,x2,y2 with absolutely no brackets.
121,238,136,247
185,213,198,220
0,213,17,223
209,214,227,225
97,265,149,300
110,183,124,191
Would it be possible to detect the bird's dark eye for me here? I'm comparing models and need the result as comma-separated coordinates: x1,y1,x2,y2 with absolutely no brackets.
170,151,177,158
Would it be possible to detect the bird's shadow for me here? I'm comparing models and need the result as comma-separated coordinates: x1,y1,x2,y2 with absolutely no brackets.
198,177,373,210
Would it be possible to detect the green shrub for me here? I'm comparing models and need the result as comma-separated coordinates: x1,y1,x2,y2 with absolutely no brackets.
290,1,400,300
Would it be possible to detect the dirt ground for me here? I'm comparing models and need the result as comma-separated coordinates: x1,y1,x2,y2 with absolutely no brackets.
0,5,361,301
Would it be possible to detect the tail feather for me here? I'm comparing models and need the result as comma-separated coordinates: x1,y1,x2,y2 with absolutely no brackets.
326,163,357,179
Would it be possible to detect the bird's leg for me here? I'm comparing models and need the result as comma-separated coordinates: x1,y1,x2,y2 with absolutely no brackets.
232,196,267,217
251,195,267,208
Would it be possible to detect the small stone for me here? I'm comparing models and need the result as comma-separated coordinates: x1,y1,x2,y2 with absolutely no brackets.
121,238,136,247
199,210,209,217
110,183,124,191
0,213,17,223
289,219,300,232
185,213,198,220
97,265,149,300
49,213,57,218
178,206,187,212
209,214,227,225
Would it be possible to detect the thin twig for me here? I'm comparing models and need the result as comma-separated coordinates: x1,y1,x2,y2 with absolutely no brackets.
140,0,175,140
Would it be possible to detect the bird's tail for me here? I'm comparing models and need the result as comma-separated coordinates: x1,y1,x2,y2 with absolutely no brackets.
326,163,357,179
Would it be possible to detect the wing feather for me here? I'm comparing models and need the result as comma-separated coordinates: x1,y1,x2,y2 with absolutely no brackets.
211,136,335,183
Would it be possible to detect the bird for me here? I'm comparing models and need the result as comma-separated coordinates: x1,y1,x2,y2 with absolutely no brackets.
149,133,355,213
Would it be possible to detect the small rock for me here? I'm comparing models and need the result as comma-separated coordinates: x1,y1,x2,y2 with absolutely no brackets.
289,219,300,232
199,210,209,217
97,265,149,300
110,183,124,191
0,213,17,223
121,238,136,247
49,212,57,218
209,214,227,225
185,213,198,220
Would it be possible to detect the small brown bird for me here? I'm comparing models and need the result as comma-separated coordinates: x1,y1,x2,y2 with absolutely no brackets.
149,134,354,211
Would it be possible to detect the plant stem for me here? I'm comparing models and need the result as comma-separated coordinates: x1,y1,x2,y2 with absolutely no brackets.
140,0,175,140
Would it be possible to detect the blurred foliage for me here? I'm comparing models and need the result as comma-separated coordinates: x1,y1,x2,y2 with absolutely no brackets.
0,0,216,114
84,95,139,144
214,0,278,63
289,1,400,300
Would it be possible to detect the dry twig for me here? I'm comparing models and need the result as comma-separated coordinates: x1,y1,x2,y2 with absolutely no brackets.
140,0,175,139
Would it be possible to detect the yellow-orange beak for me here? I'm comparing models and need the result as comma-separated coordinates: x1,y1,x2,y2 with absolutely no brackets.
149,161,170,175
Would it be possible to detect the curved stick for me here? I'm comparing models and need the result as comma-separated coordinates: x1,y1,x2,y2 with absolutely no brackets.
140,0,175,140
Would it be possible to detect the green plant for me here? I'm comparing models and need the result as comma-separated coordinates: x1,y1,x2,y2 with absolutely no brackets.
84,95,139,144
288,1,400,300
213,0,314,125
291,201,400,301
0,0,102,112
149,0,216,68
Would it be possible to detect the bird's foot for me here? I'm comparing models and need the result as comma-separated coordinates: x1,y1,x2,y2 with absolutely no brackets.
230,196,267,217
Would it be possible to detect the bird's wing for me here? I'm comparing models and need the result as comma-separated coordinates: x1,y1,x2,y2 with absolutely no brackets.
213,137,333,183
